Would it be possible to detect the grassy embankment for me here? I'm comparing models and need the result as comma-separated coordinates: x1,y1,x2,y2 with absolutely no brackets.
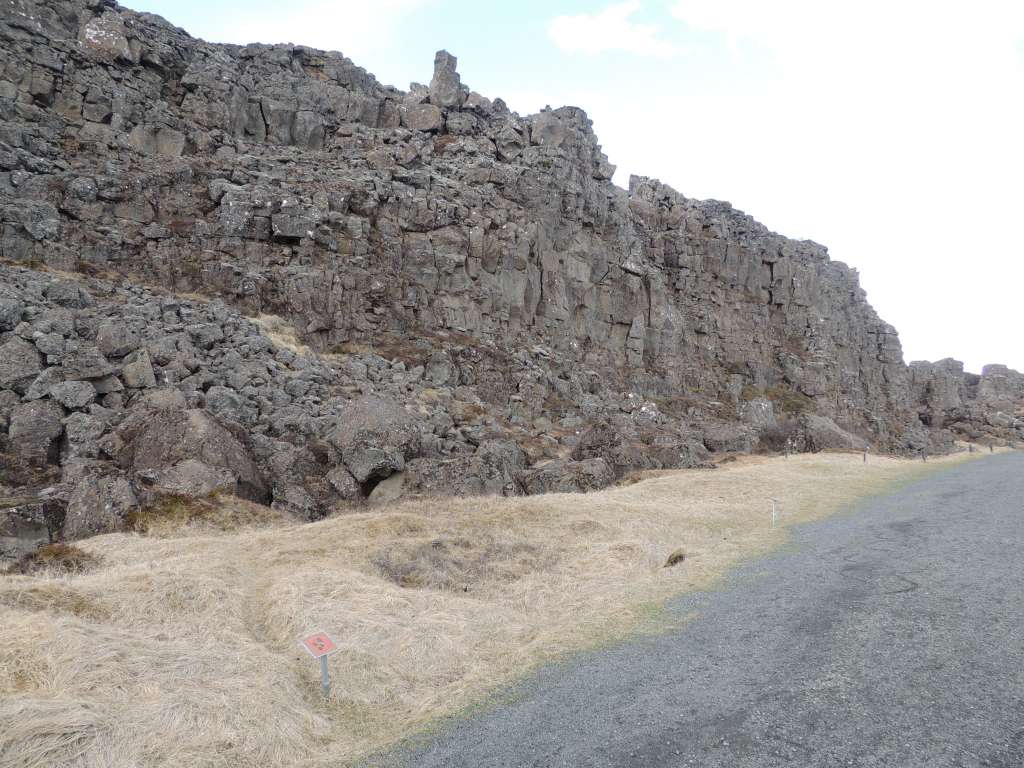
0,449,997,767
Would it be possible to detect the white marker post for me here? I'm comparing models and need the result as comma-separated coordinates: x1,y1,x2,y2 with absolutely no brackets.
770,498,778,528
300,631,338,700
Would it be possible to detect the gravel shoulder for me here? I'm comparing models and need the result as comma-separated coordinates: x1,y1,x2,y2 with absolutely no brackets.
381,452,1024,768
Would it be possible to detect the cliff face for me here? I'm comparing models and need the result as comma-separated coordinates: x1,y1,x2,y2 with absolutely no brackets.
909,360,1024,442
0,0,1020,555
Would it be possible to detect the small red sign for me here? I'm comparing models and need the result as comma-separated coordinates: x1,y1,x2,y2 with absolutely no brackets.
299,631,337,659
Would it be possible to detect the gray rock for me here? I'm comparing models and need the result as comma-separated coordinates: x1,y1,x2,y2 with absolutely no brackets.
121,349,156,388
139,459,238,500
187,324,225,350
326,465,361,500
116,406,268,503
0,297,24,330
128,124,186,158
531,111,566,148
702,421,756,454
429,50,465,109
33,332,65,357
0,390,19,431
204,385,250,425
986,411,1014,429
78,10,133,62
0,513,49,564
43,281,91,309
571,422,660,478
739,398,776,429
96,323,141,358
0,497,64,564
518,458,615,495
63,411,107,458
796,414,868,452
63,471,138,539
405,440,527,497
50,380,96,409
0,337,43,394
62,346,115,380
24,366,66,400
92,374,124,394
8,399,64,464
328,395,422,485
271,203,322,241
401,102,444,132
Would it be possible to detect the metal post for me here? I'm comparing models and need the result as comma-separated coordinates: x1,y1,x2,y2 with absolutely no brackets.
863,447,867,463
320,655,330,699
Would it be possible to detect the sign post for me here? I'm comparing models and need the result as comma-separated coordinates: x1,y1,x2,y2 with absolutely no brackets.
300,631,338,699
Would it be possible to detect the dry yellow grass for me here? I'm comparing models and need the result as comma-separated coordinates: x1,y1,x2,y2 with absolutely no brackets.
0,450,992,767
253,314,311,356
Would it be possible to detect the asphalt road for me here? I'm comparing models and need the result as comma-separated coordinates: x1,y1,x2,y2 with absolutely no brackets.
380,453,1024,768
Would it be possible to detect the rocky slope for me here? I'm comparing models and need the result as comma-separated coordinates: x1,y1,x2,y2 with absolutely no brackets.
1,0,1021,561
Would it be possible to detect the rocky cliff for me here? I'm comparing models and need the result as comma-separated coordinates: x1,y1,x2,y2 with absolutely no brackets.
1,0,1021,561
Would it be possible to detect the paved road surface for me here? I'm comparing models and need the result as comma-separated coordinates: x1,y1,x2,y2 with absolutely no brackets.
377,453,1024,767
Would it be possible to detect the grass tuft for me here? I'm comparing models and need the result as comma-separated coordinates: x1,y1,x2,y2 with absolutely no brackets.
664,548,687,567
125,493,289,537
6,544,101,576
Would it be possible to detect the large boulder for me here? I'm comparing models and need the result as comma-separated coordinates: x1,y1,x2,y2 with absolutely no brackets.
517,458,615,495
700,420,756,453
95,322,141,358
121,349,157,388
8,400,64,465
115,399,268,503
63,470,138,539
327,396,422,488
428,49,466,108
0,497,64,564
571,422,665,478
401,103,443,132
263,442,357,519
0,297,24,331
0,338,43,394
50,380,96,409
404,440,527,497
61,345,116,381
796,414,868,452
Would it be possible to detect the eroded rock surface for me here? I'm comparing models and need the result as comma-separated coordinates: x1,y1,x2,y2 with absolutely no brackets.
0,0,1020,559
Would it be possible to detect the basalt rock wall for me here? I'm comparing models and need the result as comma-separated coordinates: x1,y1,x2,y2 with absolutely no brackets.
0,0,1019,554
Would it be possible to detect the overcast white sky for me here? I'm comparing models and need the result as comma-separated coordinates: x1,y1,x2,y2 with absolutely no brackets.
136,0,1024,373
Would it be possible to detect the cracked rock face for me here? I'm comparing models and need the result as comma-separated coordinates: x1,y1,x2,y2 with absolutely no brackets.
0,0,1020,557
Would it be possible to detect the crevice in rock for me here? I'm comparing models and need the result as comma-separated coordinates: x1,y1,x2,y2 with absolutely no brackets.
360,474,386,498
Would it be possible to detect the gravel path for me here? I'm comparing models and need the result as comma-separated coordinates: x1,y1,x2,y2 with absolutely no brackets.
380,453,1024,767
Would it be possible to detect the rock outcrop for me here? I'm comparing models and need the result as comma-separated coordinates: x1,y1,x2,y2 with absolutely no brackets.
0,0,1020,559
909,360,1024,446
